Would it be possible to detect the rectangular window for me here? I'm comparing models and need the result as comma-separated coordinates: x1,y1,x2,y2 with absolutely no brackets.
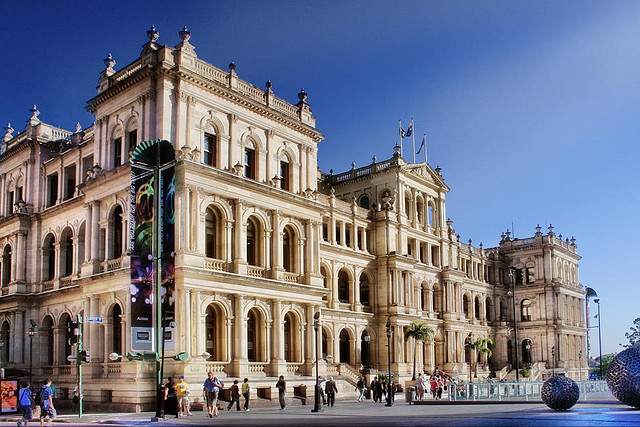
357,228,363,250
64,164,76,200
15,187,22,205
322,221,329,242
204,133,216,166
431,245,439,267
128,130,138,155
335,224,341,245
114,137,122,167
244,148,255,179
515,268,524,285
345,226,351,247
47,173,58,207
6,191,14,215
526,266,535,284
280,161,289,191
82,155,94,183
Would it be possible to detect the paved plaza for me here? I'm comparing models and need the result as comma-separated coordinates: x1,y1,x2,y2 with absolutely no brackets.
1,393,637,427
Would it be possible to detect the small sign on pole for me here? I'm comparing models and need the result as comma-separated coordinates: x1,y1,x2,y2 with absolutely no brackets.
85,316,103,323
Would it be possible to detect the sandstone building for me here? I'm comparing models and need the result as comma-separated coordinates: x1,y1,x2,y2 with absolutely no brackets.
0,27,587,409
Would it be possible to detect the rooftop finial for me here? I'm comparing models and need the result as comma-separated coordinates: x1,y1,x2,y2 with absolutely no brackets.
179,26,191,42
104,53,116,70
147,25,160,43
3,123,14,142
298,88,308,103
76,122,82,133
28,105,40,126
266,80,272,90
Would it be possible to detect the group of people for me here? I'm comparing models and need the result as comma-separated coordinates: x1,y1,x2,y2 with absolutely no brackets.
368,376,396,403
414,369,452,400
17,378,56,427
164,372,252,418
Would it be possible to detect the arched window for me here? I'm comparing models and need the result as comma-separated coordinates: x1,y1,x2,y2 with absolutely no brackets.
0,321,9,364
359,274,369,306
282,226,297,273
246,308,264,362
474,296,481,320
361,331,372,368
2,245,11,286
246,217,261,267
427,203,434,226
485,297,493,322
339,329,350,364
284,312,300,362
358,195,370,210
244,142,256,180
338,270,350,303
205,206,225,259
321,327,329,359
433,282,443,313
279,156,290,191
112,205,123,259
60,229,73,277
522,339,532,364
463,294,469,318
206,304,226,361
42,316,54,365
111,304,122,357
499,300,505,321
404,192,412,219
204,132,217,167
321,266,329,301
78,223,86,265
61,314,73,365
420,283,426,311
416,197,424,224
44,234,56,281
521,299,531,321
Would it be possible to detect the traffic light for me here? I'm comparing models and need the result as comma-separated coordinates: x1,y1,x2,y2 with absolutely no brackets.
80,349,91,363
68,321,80,345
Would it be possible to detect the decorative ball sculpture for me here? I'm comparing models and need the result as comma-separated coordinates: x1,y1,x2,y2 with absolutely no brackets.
606,346,640,409
541,374,580,410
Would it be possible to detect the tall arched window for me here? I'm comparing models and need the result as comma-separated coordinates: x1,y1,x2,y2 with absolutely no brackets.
359,274,370,306
282,226,297,273
42,316,54,365
2,245,12,286
321,266,329,302
279,156,290,191
427,203,434,226
521,299,532,321
111,304,122,356
0,321,9,364
244,142,256,180
205,206,225,259
463,294,469,318
338,270,349,303
44,234,56,281
339,329,350,364
361,331,371,368
246,308,264,362
416,197,424,224
204,132,217,167
206,304,226,361
522,339,532,364
112,205,123,259
246,217,261,267
60,229,73,277
485,297,493,322
474,296,481,320
284,312,300,362
499,300,505,320
61,314,73,365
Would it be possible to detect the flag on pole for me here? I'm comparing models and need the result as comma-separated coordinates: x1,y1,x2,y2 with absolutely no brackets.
406,121,413,138
398,120,406,138
416,134,426,154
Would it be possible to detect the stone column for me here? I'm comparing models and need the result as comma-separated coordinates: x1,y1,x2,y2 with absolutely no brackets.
185,289,192,357
233,200,246,274
89,201,101,273
13,311,23,362
270,299,285,375
231,294,247,377
304,304,316,375
15,231,25,282
270,210,281,277
89,296,99,361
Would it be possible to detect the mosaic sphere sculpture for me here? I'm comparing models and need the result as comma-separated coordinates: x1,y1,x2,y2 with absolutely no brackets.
541,375,580,410
606,346,640,409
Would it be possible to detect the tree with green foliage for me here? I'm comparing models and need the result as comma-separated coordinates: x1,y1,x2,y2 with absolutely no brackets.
620,317,640,349
472,336,494,377
591,353,616,379
404,321,435,380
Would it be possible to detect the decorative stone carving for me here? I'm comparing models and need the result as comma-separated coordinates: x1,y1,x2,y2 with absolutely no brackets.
606,346,640,409
3,123,14,142
541,374,580,410
147,25,159,43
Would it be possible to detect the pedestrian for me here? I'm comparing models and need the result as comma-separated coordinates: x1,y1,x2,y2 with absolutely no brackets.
276,375,286,410
227,380,241,411
38,379,55,427
164,377,178,417
325,377,337,407
390,382,396,402
18,381,33,427
356,377,365,402
379,378,386,403
317,376,327,405
415,373,425,400
203,372,223,418
71,385,80,413
241,378,251,411
430,375,438,400
175,376,192,417
437,375,444,400
370,377,378,402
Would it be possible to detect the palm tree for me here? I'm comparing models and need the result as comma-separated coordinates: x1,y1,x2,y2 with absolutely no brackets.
472,336,494,377
405,321,435,380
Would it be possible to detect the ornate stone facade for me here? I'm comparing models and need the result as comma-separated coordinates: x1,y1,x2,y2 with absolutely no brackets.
0,28,587,410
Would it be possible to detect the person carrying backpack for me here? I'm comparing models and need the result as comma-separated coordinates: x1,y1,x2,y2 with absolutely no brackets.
38,379,55,427
18,381,33,426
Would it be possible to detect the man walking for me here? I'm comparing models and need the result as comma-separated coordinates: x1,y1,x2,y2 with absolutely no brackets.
39,379,55,427
227,380,241,411
325,377,338,407
175,376,192,417
356,377,365,402
318,376,327,405
241,378,251,411
276,375,286,410
203,372,222,418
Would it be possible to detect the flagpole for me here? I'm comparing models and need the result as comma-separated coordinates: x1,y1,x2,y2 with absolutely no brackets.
398,119,403,158
424,133,427,165
411,118,416,163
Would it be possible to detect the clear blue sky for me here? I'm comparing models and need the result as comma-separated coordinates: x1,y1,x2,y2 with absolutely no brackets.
1,1,637,357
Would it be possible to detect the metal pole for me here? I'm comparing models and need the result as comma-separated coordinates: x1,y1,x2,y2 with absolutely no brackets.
153,156,163,420
385,319,393,407
595,300,602,379
551,346,555,376
28,329,33,387
312,313,321,413
77,313,83,418
510,268,520,384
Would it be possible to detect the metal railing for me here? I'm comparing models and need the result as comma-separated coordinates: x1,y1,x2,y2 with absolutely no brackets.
446,380,609,401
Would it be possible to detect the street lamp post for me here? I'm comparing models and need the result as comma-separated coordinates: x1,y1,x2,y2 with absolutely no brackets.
508,267,520,383
594,299,602,379
466,333,474,397
385,318,393,407
312,311,322,413
27,320,36,386
551,346,555,377
578,351,582,382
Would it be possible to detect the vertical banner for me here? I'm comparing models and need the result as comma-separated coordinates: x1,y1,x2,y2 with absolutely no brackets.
1,380,17,413
130,166,155,351
160,166,176,351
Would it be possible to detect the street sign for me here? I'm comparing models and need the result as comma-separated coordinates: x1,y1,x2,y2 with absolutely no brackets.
85,316,103,322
